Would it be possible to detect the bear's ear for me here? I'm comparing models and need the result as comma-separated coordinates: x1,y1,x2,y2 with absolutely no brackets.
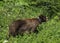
39,15,45,18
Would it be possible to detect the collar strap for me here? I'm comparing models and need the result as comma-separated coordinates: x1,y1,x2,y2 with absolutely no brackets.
37,17,41,23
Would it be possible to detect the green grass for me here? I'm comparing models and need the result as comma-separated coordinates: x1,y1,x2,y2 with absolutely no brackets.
0,0,60,43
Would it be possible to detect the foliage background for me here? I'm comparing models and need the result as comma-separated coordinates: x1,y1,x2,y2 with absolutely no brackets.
0,0,60,43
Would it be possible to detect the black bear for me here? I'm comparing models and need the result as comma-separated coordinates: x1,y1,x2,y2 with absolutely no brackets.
9,15,48,37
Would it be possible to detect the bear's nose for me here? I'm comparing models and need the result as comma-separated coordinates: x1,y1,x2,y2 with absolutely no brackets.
46,17,48,21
